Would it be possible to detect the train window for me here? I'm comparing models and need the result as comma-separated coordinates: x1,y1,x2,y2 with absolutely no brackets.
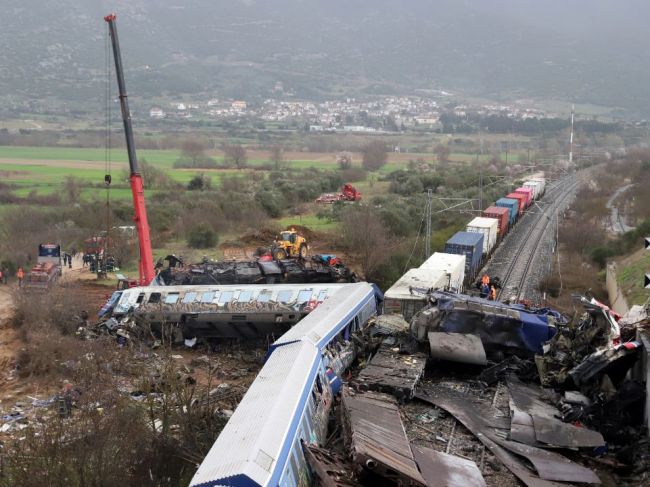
297,289,312,304
164,293,179,304
277,290,293,303
317,290,328,301
211,291,221,304
148,293,161,304
182,292,197,304
200,291,215,303
239,290,253,302
316,374,322,394
289,452,300,485
218,291,234,304
136,293,145,304
258,290,272,303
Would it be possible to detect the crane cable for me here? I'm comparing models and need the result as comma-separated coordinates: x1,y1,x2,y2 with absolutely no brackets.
104,23,112,260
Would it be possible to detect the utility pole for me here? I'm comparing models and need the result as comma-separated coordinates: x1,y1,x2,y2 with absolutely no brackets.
425,188,433,260
569,104,575,165
477,153,483,211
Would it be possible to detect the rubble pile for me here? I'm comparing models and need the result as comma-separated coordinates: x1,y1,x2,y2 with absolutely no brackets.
315,293,650,486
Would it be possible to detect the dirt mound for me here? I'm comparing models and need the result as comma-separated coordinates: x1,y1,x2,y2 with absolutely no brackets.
238,228,278,246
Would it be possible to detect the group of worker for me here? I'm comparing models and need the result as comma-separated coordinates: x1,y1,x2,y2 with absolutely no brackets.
480,274,497,301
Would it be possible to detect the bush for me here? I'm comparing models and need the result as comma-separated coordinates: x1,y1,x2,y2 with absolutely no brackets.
187,225,218,249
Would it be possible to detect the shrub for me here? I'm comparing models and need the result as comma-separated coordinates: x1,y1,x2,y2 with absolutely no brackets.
187,225,218,249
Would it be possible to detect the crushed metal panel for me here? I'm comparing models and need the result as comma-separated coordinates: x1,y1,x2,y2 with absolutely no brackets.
356,346,427,401
497,439,601,484
411,444,486,487
428,332,487,365
507,376,605,448
509,408,537,446
342,389,426,486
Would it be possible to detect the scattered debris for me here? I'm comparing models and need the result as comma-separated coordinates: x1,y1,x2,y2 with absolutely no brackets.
302,442,362,487
416,386,601,485
355,345,427,401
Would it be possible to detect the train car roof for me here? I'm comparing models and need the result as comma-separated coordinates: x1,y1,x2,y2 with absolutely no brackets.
190,340,319,487
271,282,374,350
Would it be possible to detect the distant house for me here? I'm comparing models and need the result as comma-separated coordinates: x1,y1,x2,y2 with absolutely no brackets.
149,107,165,119
176,103,187,111
309,125,324,132
231,100,247,110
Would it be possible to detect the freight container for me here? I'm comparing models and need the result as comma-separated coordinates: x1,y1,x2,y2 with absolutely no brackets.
482,206,510,236
523,181,542,200
384,268,449,320
506,192,527,214
466,217,498,255
529,178,546,196
515,187,534,207
444,231,484,281
495,198,519,225
419,252,466,292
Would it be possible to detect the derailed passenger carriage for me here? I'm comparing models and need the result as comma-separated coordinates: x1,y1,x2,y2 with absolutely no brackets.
104,283,351,340
190,283,378,487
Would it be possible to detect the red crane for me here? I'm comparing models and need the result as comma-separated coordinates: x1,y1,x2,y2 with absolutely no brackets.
104,13,155,285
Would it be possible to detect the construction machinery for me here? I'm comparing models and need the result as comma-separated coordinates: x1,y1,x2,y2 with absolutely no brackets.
271,228,308,260
104,13,155,286
315,183,362,203
25,244,63,291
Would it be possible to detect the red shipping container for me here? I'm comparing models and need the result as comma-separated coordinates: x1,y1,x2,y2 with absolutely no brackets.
514,187,533,207
506,193,527,213
482,206,510,235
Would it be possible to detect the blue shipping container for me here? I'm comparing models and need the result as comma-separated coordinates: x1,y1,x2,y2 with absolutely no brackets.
444,232,484,279
496,198,519,225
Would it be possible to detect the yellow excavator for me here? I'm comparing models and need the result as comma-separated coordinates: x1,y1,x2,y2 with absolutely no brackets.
271,228,308,260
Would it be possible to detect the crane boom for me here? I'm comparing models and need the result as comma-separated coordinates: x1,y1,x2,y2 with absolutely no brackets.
104,13,155,285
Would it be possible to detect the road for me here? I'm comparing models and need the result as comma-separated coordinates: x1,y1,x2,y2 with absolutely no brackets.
606,183,635,234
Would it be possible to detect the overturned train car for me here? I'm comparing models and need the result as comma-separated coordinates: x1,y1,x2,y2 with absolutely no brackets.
101,283,371,340
190,282,378,487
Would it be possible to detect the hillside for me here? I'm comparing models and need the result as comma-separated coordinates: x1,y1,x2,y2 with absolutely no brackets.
2,1,650,117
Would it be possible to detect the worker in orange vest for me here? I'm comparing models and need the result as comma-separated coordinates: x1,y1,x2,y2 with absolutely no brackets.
16,267,24,288
481,274,490,286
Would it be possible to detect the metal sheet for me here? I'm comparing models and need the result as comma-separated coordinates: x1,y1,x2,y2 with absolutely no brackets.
428,332,487,365
342,389,426,486
411,444,486,487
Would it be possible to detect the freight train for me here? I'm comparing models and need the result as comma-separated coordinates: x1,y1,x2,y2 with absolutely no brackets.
384,175,546,317
189,282,378,487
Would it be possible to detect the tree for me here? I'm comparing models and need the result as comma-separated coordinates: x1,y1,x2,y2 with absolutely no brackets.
187,224,218,249
187,173,212,191
223,144,248,169
270,144,284,170
62,176,83,204
337,151,353,170
361,140,388,171
173,139,216,168
434,144,451,163
340,206,395,281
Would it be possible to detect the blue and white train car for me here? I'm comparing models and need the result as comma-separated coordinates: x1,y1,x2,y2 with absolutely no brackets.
190,282,378,487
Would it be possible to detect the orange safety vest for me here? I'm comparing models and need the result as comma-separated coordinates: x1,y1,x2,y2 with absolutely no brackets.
481,274,490,286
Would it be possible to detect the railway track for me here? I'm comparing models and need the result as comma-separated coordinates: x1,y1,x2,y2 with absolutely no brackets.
481,173,579,302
